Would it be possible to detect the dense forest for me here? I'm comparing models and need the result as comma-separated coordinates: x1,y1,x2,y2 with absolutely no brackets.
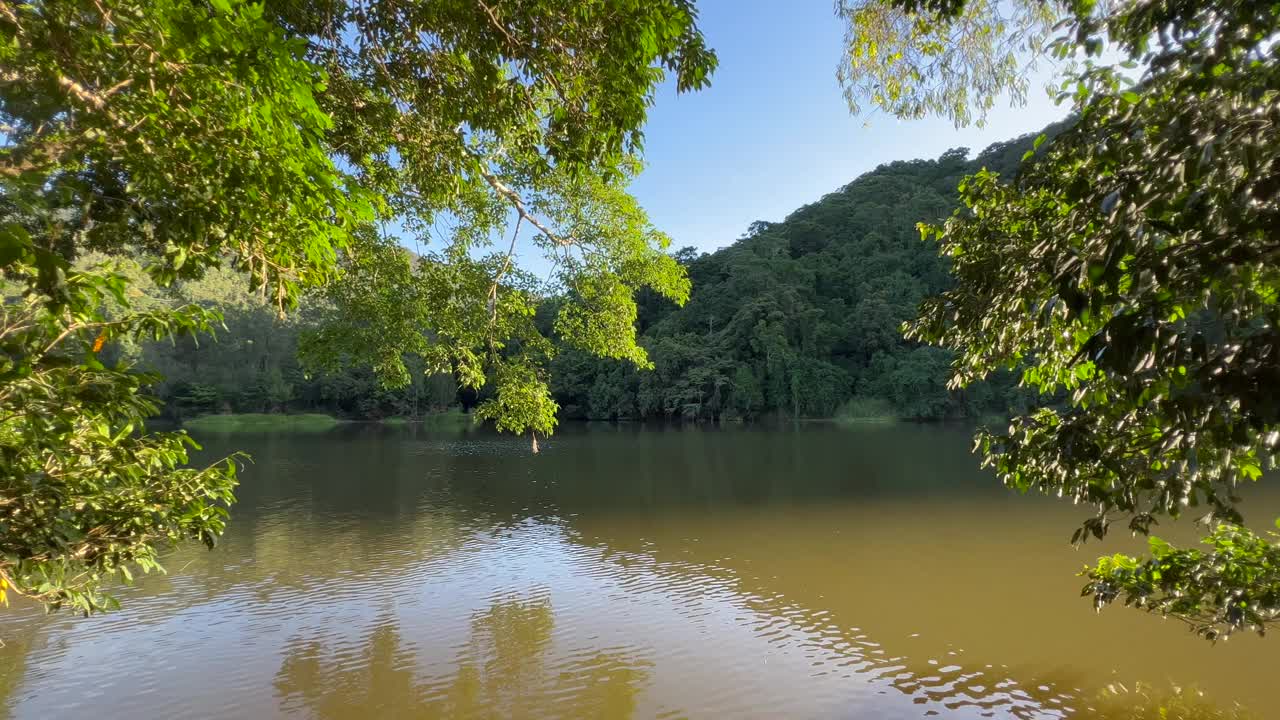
548,128,1064,423
111,124,1062,424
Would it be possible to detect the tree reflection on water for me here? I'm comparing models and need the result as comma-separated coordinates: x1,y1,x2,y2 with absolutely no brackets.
273,593,651,719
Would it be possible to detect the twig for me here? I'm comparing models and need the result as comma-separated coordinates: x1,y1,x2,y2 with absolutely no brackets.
488,215,522,321
476,1,516,48
57,75,132,111
473,161,571,247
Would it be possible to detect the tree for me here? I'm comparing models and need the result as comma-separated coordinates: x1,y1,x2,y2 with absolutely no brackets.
1,0,714,613
730,365,764,419
0,267,241,614
300,158,692,442
845,0,1280,639
0,0,345,615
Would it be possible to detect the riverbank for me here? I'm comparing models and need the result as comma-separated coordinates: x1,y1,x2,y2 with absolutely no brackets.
182,413,343,433
182,409,476,433
178,410,1010,435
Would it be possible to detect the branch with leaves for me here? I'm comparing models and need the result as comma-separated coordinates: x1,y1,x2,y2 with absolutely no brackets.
897,0,1280,638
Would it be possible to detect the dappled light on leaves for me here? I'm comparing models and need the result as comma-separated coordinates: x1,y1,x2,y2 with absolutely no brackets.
903,0,1280,639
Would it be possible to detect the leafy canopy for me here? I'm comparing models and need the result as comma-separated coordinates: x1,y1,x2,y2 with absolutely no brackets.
1,0,714,613
278,0,711,441
869,0,1280,639
837,0,1062,127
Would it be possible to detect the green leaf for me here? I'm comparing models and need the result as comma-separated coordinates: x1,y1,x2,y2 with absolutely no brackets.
0,222,32,267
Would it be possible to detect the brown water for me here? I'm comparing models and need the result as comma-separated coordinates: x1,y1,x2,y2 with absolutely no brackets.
0,424,1275,719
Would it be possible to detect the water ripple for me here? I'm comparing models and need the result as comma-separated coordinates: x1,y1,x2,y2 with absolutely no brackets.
1,429,1265,719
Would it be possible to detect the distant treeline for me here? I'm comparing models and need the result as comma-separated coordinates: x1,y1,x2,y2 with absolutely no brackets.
82,124,1062,423
67,257,465,421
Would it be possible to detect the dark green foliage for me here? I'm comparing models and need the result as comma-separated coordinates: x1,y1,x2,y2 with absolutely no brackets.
550,136,1054,422
0,266,240,614
86,259,468,422
901,0,1280,638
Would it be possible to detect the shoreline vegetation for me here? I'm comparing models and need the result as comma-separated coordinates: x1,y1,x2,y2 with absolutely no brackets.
833,396,899,425
182,413,344,433
182,408,476,433
179,406,1010,433
378,408,474,429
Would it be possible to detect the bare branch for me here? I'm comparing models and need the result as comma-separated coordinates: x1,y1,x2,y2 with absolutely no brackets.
57,75,132,110
476,0,517,48
56,75,133,129
488,214,522,323
474,162,571,247
0,2,20,27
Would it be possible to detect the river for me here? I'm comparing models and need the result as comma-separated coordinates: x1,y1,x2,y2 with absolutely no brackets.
0,424,1274,719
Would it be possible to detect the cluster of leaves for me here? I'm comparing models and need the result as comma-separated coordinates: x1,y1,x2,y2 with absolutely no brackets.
1091,527,1280,640
0,253,239,614
901,0,1280,638
0,0,369,304
837,0,1063,127
300,158,691,440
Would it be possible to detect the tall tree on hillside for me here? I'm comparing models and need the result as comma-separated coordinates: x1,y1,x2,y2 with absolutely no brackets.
0,0,714,614
842,0,1280,639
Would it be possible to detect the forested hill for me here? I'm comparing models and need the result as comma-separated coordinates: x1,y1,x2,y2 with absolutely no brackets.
113,123,1058,423
548,125,1065,423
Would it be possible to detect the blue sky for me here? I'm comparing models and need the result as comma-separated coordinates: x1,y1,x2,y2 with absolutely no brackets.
625,0,1070,255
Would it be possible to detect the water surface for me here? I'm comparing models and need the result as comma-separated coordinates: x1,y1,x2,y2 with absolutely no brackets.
1,424,1274,719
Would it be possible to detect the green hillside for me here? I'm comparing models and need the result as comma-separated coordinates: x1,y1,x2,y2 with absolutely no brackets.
549,126,1065,422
